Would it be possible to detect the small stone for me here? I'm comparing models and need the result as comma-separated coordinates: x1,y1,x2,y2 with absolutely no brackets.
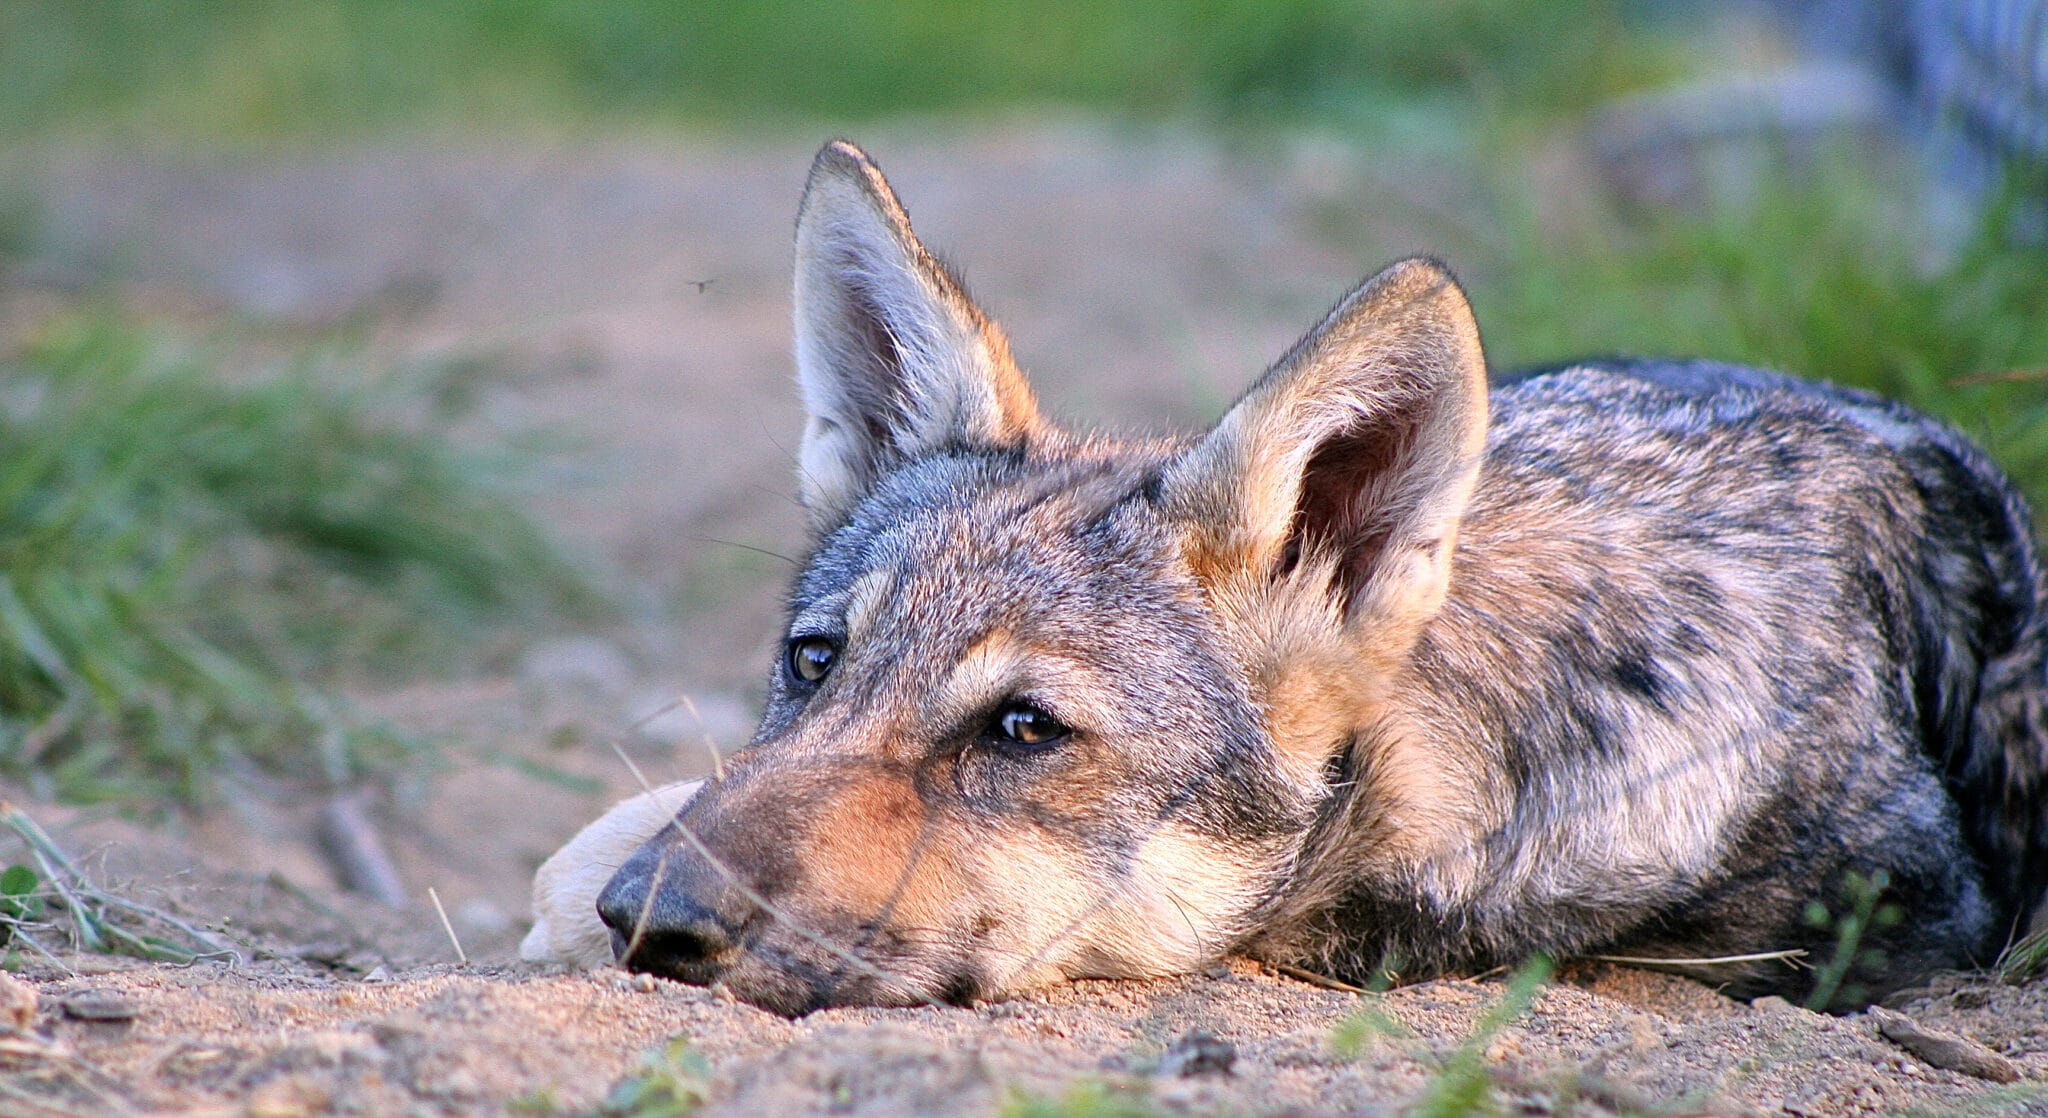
59,988,135,1022
361,966,391,984
1157,1029,1235,1078
159,1045,234,1077
1751,995,1798,1014
1868,1006,2020,1083
633,973,657,993
1202,964,1232,980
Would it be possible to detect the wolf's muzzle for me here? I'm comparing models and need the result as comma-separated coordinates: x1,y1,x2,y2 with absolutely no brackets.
594,834,755,983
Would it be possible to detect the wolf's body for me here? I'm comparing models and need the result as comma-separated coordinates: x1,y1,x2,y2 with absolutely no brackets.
531,141,2048,1015
1255,357,2044,995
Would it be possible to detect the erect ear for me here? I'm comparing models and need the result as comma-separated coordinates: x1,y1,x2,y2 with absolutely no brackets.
792,140,1045,520
1162,258,1488,654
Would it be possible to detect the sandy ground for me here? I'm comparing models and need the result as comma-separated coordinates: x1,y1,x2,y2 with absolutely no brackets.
1,124,2044,1115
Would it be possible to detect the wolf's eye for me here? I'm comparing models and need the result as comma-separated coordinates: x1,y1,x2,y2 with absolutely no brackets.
993,703,1068,749
788,636,838,684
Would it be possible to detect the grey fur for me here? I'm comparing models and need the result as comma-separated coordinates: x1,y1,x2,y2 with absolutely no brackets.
594,142,2047,1015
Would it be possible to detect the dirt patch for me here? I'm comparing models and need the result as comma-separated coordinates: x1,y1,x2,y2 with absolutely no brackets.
3,125,2046,1115
2,948,2043,1115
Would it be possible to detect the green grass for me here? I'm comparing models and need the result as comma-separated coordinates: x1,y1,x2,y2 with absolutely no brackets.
1801,869,1901,1010
0,315,597,805
601,1036,712,1117
1466,164,2048,507
0,0,1675,141
1408,958,1554,1118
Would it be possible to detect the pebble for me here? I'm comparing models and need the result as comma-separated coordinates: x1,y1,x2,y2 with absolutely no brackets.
1158,1029,1236,1078
60,988,136,1022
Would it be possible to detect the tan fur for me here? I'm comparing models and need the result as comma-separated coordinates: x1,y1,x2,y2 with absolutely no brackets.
840,567,897,647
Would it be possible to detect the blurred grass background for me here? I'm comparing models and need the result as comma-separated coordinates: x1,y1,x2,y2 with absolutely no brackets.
1,0,1672,136
0,318,602,804
1,0,2043,807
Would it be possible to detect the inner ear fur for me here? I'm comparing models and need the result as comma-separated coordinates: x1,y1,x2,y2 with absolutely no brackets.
1164,257,1490,673
792,141,1045,520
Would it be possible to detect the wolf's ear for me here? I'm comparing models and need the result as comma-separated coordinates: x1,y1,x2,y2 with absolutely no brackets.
792,141,1045,519
1163,258,1488,652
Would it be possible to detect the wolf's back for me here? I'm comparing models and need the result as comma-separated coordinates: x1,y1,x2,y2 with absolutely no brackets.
1533,359,2048,927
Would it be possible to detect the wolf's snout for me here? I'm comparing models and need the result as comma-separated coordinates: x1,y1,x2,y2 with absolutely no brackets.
594,836,754,982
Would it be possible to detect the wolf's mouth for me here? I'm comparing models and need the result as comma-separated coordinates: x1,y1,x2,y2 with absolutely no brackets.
610,933,981,1016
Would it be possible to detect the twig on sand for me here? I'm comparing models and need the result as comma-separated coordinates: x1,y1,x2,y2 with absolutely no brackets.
1271,963,1369,994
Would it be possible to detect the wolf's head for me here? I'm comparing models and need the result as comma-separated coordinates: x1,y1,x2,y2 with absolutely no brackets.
595,141,1489,1014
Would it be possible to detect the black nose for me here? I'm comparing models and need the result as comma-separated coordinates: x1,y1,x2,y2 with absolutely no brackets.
595,839,750,981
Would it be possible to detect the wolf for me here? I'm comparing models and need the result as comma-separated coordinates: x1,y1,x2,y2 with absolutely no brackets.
521,140,2048,1016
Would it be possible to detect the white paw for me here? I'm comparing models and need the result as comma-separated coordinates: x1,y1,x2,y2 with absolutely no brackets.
519,780,703,967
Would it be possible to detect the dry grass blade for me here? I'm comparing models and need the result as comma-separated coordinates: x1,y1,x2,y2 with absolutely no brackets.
1586,948,1808,968
676,694,726,779
427,887,467,965
1998,926,2048,983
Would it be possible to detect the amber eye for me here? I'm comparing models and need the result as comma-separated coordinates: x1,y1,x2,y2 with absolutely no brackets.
788,637,838,684
994,703,1069,749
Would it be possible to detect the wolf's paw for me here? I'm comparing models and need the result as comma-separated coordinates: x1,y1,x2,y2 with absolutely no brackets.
520,780,702,968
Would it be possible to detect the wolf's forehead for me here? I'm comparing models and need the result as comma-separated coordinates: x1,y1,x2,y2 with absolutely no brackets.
793,454,1179,636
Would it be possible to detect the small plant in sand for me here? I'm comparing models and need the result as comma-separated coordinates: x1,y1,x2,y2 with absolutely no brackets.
601,1035,713,1117
0,803,240,967
1999,925,2048,985
0,862,41,948
1327,957,1557,1116
1000,1078,1156,1118
1328,955,1411,1058
1408,957,1555,1118
1802,869,1901,1011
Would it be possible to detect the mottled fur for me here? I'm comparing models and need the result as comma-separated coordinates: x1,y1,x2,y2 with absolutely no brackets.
574,141,2048,1015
